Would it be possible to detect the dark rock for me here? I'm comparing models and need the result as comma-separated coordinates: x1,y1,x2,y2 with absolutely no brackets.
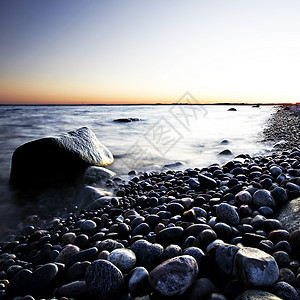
97,239,124,252
26,263,58,294
183,247,205,266
58,280,88,298
235,191,252,205
113,118,140,122
272,281,299,300
193,229,217,250
216,203,239,226
271,187,289,205
85,259,124,300
268,229,290,244
128,267,149,292
130,240,163,270
198,174,217,189
219,149,233,156
289,229,300,253
55,245,80,265
279,268,296,285
8,269,32,293
107,248,136,272
148,255,198,296
206,243,239,275
253,190,276,207
66,261,91,282
234,247,279,287
162,244,182,260
187,278,217,300
80,220,97,231
237,290,282,300
273,251,291,268
157,226,184,245
10,127,114,190
70,247,98,264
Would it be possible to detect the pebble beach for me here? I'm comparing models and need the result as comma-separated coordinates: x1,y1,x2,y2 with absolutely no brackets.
0,105,299,300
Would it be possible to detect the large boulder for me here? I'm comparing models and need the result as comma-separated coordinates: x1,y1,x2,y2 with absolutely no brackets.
9,127,114,190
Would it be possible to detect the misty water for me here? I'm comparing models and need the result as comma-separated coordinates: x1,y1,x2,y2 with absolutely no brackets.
0,104,275,238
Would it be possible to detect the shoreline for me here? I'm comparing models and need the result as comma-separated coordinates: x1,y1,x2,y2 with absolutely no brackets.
0,105,299,299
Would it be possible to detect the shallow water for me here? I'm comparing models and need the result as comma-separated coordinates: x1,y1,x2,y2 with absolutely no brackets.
0,104,275,238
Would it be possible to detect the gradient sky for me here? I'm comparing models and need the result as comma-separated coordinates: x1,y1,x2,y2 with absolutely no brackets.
0,0,299,104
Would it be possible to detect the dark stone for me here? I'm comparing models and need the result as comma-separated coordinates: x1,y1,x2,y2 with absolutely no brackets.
216,203,239,226
198,174,217,189
113,118,140,122
228,108,237,111
70,247,98,264
289,229,300,253
218,149,233,156
157,227,184,245
26,263,58,294
85,259,124,300
187,278,217,300
149,255,198,296
58,280,88,298
272,281,299,300
10,127,114,190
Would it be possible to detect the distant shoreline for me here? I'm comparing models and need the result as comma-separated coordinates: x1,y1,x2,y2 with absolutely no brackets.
0,102,298,106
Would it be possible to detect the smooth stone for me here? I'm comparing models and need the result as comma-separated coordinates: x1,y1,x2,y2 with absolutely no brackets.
130,240,163,270
61,232,76,244
235,191,252,205
10,127,114,190
207,243,240,275
132,223,150,236
97,239,124,252
162,244,182,260
157,226,184,245
70,247,98,264
270,166,282,177
193,229,217,250
271,186,289,205
80,166,115,185
289,229,300,252
85,259,124,300
278,268,296,285
219,149,233,156
228,108,237,111
253,190,276,208
273,251,290,268
198,174,217,189
237,290,282,300
8,269,32,292
272,281,299,300
187,278,217,300
183,247,205,266
66,261,91,282
26,263,58,294
113,118,140,122
55,245,80,265
148,255,198,296
128,267,149,292
216,203,239,226
58,280,88,298
234,247,279,287
108,248,136,273
80,220,97,231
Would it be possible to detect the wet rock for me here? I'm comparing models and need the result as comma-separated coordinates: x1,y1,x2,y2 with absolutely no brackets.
272,281,299,300
198,174,217,189
10,127,114,190
235,191,252,205
149,255,198,296
55,245,80,265
114,118,140,122
216,203,239,226
80,166,115,186
234,247,279,287
58,280,88,298
157,226,183,245
128,267,149,292
253,190,276,207
219,149,233,156
85,259,124,300
271,186,289,205
108,248,136,272
187,278,217,300
80,220,97,231
237,290,282,300
26,263,58,294
207,243,239,275
130,240,163,270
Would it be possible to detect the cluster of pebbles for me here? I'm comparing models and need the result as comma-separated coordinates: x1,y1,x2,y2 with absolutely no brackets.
0,148,299,299
0,105,300,300
263,104,300,150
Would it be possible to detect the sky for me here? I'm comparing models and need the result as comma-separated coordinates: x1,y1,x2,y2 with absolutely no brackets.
0,0,299,104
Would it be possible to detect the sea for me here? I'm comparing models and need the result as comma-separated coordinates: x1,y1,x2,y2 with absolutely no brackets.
0,104,275,238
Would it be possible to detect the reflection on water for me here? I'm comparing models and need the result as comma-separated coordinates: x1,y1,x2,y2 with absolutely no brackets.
0,104,275,238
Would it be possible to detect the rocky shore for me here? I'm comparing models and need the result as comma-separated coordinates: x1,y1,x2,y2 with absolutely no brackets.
0,105,299,299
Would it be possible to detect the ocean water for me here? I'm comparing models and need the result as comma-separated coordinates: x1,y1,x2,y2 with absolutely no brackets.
0,104,275,237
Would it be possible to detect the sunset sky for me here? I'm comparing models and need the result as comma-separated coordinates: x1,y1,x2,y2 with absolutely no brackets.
0,0,299,104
